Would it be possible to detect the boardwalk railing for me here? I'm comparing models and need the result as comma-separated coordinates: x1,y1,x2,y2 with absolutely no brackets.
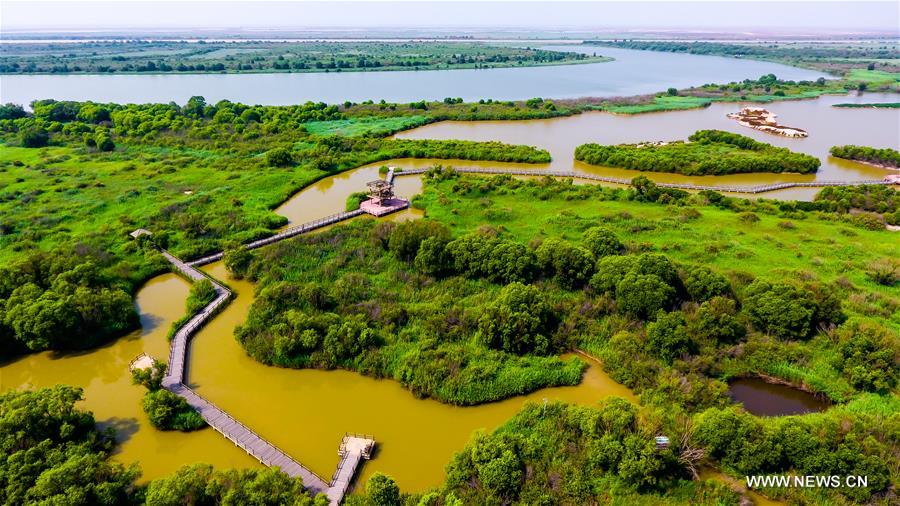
187,209,365,267
169,382,330,495
390,166,891,194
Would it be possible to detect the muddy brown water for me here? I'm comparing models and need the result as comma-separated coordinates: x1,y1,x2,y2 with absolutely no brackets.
0,197,631,491
728,378,830,417
393,92,900,201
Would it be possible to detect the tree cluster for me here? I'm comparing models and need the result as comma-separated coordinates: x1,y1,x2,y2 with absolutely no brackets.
575,129,820,175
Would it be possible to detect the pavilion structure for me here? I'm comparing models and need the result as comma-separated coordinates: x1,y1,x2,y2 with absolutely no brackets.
359,180,409,217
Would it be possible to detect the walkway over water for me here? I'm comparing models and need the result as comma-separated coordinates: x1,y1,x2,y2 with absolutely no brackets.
157,213,385,504
387,167,894,194
188,209,366,267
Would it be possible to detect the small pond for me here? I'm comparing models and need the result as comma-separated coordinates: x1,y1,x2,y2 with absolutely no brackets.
728,377,830,416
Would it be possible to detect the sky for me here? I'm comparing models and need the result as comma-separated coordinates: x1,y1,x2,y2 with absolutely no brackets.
2,1,898,32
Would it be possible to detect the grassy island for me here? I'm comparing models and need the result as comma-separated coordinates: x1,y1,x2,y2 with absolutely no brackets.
575,129,820,175
830,144,900,170
0,40,610,75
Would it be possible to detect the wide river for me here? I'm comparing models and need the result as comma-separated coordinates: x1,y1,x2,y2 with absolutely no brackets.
0,46,825,105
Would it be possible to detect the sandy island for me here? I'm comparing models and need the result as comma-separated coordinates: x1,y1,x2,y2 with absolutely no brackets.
727,107,808,138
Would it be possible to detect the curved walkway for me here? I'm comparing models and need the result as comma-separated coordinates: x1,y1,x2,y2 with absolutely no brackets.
158,211,377,504
386,166,893,194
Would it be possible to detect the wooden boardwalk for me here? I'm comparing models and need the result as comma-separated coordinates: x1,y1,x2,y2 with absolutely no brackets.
188,209,365,267
160,251,232,386
159,219,378,504
388,166,893,194
167,382,330,495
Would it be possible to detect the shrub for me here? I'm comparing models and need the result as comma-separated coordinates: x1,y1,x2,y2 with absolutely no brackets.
265,147,294,167
866,258,899,286
683,265,730,301
21,127,49,148
366,472,401,506
646,311,694,362
615,272,676,319
837,321,899,393
590,255,636,294
690,297,746,344
388,219,450,261
142,389,206,431
582,226,624,258
477,282,557,355
414,235,452,276
224,247,253,279
535,238,594,289
743,280,816,340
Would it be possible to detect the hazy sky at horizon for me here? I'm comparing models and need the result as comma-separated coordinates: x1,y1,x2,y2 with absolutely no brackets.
2,1,898,32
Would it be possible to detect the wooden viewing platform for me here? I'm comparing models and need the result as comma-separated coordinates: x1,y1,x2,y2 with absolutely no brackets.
157,221,378,503
388,166,894,194
327,434,376,504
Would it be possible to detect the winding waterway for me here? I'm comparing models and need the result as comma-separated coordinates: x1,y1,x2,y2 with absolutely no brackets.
0,46,824,106
0,164,631,492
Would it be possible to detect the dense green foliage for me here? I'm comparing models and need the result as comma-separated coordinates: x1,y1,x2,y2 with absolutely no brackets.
814,185,900,226
830,144,900,169
585,40,900,75
0,251,140,356
411,172,898,503
142,390,206,432
131,358,206,432
0,386,138,505
0,41,607,74
1,386,326,505
694,403,897,502
575,129,820,175
145,464,324,505
423,399,740,505
231,218,590,405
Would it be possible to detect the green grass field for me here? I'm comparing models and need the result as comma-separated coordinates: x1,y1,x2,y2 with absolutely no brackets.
416,176,899,330
302,115,430,136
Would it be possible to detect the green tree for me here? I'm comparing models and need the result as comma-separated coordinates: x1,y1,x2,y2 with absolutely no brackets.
21,126,49,147
615,272,675,318
366,472,401,506
388,219,450,261
582,226,624,258
224,246,254,279
837,320,898,393
478,282,556,355
683,265,730,301
646,311,694,362
265,147,294,167
142,389,206,431
690,296,745,344
743,280,816,340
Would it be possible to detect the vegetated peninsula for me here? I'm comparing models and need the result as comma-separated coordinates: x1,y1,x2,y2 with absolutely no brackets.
0,40,611,74
832,102,900,109
830,144,900,170
582,39,900,75
574,129,820,175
